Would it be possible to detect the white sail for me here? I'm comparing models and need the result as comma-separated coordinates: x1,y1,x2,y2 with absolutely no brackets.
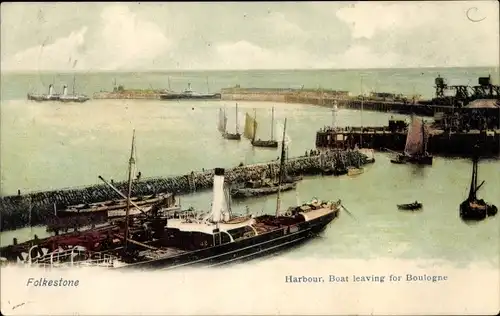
244,113,257,140
404,116,429,156
217,108,227,133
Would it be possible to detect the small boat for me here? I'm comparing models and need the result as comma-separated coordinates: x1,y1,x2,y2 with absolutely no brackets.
390,115,433,165
397,201,423,210
218,103,241,140
243,107,278,148
390,155,407,164
459,151,497,221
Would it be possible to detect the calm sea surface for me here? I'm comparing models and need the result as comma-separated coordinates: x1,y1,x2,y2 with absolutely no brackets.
0,68,498,268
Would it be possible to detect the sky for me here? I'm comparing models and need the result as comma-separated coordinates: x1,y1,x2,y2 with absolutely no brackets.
1,1,498,72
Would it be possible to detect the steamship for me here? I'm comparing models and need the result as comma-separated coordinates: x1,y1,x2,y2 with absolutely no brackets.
27,84,61,101
1,123,343,270
27,78,89,103
159,83,221,100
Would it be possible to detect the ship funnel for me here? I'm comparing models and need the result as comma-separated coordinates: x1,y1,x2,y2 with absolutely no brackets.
187,83,192,91
63,85,68,96
48,84,54,96
210,168,225,223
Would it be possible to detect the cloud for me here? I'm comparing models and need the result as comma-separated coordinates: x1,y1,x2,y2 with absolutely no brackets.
89,5,172,70
1,2,498,71
1,5,172,72
328,45,403,69
335,1,499,67
1,27,88,71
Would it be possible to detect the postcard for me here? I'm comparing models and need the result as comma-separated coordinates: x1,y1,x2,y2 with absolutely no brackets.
1,1,499,315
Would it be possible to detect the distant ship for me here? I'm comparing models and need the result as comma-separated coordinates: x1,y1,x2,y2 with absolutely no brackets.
27,76,89,103
159,83,221,100
27,84,60,101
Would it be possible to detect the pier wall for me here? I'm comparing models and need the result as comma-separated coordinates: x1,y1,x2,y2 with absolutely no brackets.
93,92,162,100
221,88,456,117
0,151,368,231
316,128,500,157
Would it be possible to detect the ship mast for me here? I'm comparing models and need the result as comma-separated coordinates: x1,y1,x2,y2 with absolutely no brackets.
360,76,364,148
275,118,287,217
235,103,239,134
223,107,227,133
468,154,478,201
72,74,76,96
422,119,427,154
270,107,275,141
253,109,257,143
124,129,136,251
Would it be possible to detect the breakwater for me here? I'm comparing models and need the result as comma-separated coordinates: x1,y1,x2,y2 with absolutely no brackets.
221,87,455,117
0,150,368,231
93,90,163,100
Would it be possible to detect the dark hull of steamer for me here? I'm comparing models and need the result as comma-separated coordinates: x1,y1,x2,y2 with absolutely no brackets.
114,210,339,271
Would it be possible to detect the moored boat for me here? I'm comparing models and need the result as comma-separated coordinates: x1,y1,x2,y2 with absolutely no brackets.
459,151,497,221
231,120,300,199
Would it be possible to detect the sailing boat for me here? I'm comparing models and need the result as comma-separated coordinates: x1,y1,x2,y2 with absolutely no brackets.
390,115,433,165
59,74,90,103
459,151,497,221
231,119,299,198
218,103,241,140
244,107,278,148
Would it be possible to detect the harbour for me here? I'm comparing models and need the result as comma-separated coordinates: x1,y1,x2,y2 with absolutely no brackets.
2,1,499,314
1,93,498,267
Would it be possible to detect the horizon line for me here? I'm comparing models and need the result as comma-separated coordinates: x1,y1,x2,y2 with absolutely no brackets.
1,65,499,75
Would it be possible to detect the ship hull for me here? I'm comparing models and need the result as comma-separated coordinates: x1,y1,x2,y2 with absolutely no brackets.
115,210,338,270
27,94,60,102
252,140,278,148
160,93,221,100
230,182,297,199
222,132,241,140
391,154,433,165
459,200,498,221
